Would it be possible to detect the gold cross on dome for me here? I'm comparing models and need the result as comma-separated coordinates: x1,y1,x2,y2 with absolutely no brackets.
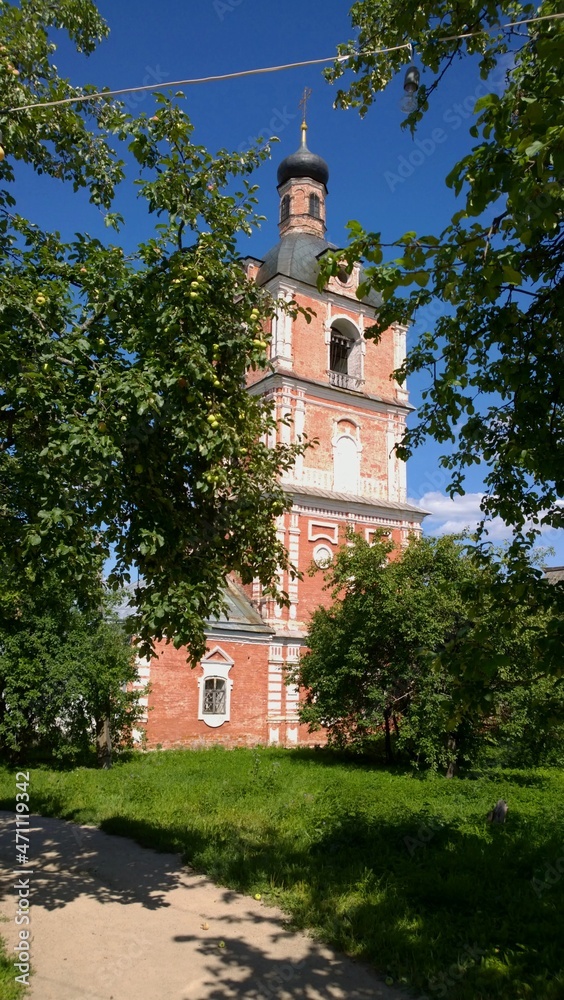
299,87,312,125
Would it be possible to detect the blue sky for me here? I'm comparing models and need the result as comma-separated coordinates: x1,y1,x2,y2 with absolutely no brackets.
18,0,563,564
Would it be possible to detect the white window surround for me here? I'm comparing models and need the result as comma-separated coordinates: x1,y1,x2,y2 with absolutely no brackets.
198,647,234,728
328,316,364,384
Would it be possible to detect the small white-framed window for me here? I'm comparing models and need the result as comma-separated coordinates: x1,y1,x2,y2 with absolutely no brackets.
198,649,234,728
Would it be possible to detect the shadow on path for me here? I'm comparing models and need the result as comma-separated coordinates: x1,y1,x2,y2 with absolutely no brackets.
0,811,407,1000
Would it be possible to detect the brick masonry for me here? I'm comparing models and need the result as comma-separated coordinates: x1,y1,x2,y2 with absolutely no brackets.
138,128,426,750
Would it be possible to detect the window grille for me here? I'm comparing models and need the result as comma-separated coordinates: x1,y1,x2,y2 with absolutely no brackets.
203,678,226,714
280,194,290,222
330,333,351,374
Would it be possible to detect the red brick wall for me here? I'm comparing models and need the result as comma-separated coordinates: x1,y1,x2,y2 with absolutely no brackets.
144,638,271,749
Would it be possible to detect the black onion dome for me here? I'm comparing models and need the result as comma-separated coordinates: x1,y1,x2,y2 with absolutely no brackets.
277,128,329,189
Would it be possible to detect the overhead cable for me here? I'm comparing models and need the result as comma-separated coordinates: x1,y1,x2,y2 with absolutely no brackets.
1,12,563,116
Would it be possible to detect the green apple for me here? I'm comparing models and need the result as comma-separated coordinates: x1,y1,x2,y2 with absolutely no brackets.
134,463,144,474
35,294,46,306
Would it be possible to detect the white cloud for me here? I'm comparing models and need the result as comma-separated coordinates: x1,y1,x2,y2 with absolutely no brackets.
411,491,563,547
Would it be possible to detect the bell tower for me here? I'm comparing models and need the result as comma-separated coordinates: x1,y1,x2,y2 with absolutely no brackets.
241,122,426,743
140,119,429,754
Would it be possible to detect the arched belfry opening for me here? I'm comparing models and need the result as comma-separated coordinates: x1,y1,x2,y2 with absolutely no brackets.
329,317,363,391
280,194,290,223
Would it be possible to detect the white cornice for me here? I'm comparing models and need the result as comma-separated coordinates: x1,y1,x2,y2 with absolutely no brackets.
288,490,427,523
247,370,414,416
261,273,378,316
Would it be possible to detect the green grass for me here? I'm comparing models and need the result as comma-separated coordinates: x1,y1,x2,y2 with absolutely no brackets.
1,748,563,999
0,923,25,1000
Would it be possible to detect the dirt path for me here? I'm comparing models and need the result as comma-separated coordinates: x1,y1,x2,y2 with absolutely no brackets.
0,812,408,1000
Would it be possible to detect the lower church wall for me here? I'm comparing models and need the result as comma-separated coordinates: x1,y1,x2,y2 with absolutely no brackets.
139,636,324,750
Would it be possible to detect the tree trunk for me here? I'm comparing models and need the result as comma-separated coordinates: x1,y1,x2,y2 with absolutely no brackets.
96,715,112,769
392,713,400,738
384,708,394,764
445,734,458,778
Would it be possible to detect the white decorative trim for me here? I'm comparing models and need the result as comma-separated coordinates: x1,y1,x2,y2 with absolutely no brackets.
201,645,234,666
333,433,361,494
365,527,391,544
308,520,338,544
246,371,413,416
300,508,408,530
330,313,362,335
291,497,425,524
313,544,333,568
334,413,362,430
267,658,283,716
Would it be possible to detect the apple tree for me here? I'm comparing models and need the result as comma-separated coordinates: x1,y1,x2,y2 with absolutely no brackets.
293,532,560,772
323,0,564,549
0,0,306,661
